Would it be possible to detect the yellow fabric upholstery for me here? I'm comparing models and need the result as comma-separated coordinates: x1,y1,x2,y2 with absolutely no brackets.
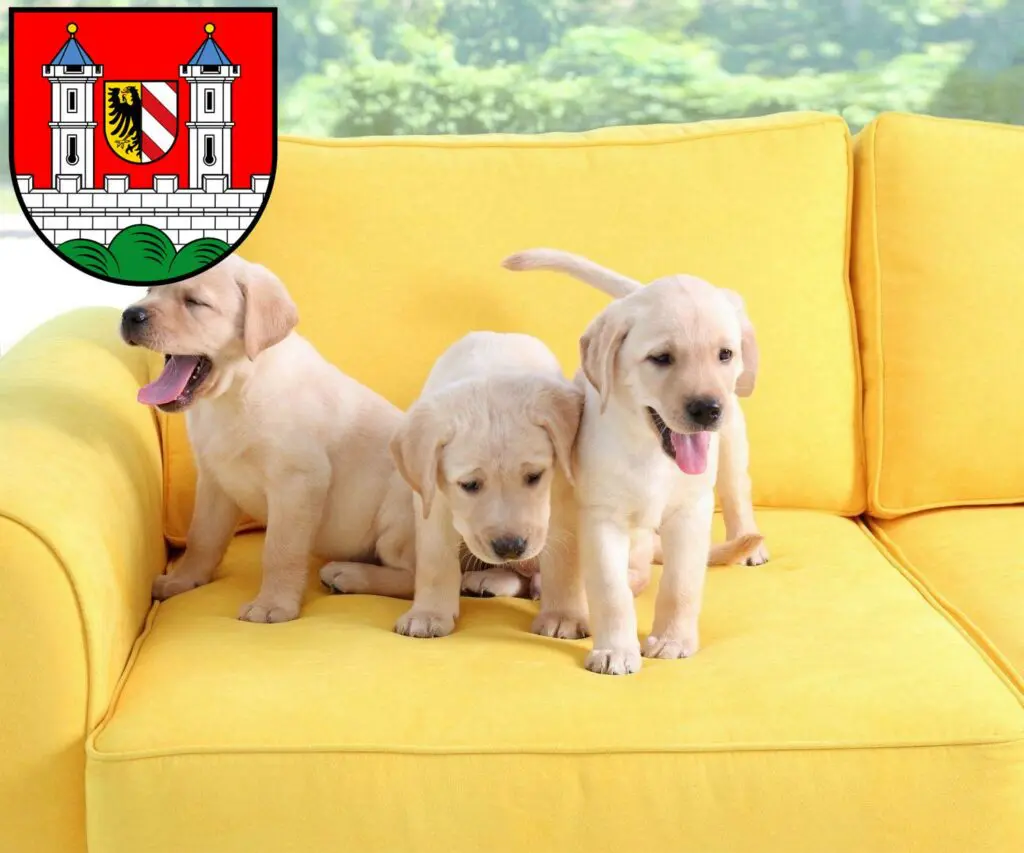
872,508,1024,690
160,112,864,542
87,512,1023,853
852,113,1024,518
0,310,167,853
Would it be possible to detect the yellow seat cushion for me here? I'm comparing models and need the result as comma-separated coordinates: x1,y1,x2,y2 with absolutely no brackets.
87,511,1024,853
852,113,1024,517
872,507,1024,688
157,112,864,542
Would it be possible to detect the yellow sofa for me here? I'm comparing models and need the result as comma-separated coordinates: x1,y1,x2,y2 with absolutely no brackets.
0,111,1021,853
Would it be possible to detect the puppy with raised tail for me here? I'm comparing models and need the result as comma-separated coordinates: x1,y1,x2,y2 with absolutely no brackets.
504,248,763,675
121,255,415,623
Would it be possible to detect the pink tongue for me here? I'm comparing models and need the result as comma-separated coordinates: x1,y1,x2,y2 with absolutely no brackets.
138,356,200,405
670,431,711,475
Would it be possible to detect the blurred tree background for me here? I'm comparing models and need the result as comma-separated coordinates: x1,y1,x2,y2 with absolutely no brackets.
3,0,1023,201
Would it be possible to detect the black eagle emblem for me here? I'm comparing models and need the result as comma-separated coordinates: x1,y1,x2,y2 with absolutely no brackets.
107,86,142,157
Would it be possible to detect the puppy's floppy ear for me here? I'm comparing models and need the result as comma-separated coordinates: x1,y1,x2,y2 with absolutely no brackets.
389,399,453,519
530,377,585,485
579,305,630,412
721,289,759,397
236,260,299,360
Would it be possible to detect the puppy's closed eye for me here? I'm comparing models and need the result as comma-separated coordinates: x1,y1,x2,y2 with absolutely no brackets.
185,296,208,309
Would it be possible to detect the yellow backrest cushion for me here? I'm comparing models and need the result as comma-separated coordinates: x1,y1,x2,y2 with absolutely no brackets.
159,112,863,543
852,113,1024,518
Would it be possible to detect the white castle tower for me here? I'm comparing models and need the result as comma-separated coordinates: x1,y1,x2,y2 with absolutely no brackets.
43,23,102,189
179,23,240,190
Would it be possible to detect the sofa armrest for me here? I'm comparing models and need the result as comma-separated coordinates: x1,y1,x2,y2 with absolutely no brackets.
0,308,166,853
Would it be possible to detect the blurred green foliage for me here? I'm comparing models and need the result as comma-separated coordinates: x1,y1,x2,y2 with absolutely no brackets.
3,0,1023,182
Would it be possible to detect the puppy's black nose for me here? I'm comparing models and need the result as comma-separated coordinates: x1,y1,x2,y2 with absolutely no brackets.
491,535,527,560
120,307,148,344
685,397,722,427
121,306,148,329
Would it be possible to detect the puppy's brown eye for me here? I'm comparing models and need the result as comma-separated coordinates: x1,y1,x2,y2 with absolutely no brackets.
719,349,734,363
646,352,673,366
524,471,543,487
459,480,481,494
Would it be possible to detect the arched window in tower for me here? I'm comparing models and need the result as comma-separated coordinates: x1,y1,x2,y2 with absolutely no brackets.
66,135,79,166
67,89,78,113
204,90,215,113
203,135,217,166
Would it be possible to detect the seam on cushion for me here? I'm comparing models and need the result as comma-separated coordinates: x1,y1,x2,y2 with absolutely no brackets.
870,494,1024,520
85,734,1024,762
0,512,94,732
878,110,1024,135
859,518,1024,700
868,116,888,516
278,113,844,152
88,598,158,751
838,118,867,516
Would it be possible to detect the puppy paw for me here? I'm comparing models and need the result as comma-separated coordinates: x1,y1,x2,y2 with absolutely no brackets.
643,626,699,659
238,597,301,624
745,542,770,566
395,608,455,638
532,611,589,640
585,646,642,676
319,562,370,594
461,570,525,598
152,571,207,601
529,574,542,601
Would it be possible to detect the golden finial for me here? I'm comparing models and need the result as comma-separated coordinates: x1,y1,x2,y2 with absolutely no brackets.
67,23,78,35
204,23,215,35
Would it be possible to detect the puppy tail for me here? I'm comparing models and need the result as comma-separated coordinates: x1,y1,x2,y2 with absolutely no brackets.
650,532,764,566
501,248,642,299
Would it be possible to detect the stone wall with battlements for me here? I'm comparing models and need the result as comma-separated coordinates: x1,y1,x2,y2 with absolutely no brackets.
14,174,270,250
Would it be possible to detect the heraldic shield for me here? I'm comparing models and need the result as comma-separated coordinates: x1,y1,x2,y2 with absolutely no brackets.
9,8,277,285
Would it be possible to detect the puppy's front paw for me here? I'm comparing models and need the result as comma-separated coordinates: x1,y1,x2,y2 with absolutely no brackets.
319,562,370,594
238,597,301,624
585,646,641,675
643,624,699,659
395,608,455,638
460,570,525,598
532,610,589,640
152,571,207,601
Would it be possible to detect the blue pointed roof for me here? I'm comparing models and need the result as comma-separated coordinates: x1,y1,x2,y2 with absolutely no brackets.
187,27,232,66
51,30,95,66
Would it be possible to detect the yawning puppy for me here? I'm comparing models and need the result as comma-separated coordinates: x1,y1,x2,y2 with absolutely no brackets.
503,248,761,674
120,254,415,623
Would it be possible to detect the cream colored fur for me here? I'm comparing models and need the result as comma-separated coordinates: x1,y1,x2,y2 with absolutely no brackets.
121,255,415,623
503,248,765,674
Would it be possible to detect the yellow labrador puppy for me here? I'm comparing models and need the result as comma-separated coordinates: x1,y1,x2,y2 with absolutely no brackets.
504,248,762,674
504,248,767,566
384,331,584,638
120,254,414,623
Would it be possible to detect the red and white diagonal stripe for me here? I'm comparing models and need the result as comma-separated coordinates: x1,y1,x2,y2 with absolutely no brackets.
140,82,177,163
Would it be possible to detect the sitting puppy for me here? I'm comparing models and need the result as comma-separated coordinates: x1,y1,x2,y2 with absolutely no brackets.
120,254,415,623
375,331,583,638
504,248,761,674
